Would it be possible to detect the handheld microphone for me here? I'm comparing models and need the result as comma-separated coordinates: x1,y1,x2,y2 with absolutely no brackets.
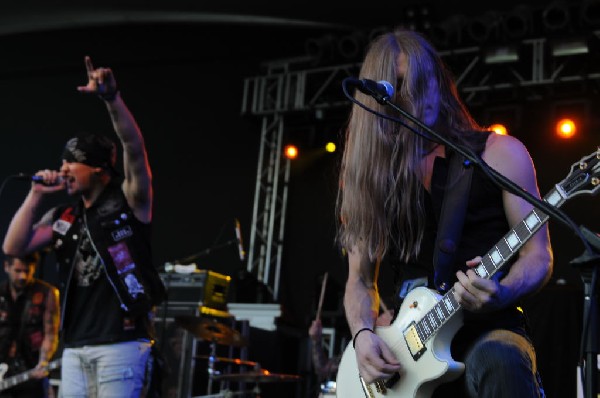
345,77,395,104
234,218,246,262
16,173,64,186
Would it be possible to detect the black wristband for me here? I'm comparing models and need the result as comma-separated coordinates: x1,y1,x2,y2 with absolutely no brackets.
352,327,374,349
99,90,119,102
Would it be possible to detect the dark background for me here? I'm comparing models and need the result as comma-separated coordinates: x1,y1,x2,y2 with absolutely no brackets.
0,1,598,397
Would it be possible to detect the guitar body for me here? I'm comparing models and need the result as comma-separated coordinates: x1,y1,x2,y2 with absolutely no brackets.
336,287,465,398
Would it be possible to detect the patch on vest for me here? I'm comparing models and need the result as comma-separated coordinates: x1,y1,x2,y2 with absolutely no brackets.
107,242,135,275
32,292,44,305
52,219,71,235
124,274,145,299
111,225,133,242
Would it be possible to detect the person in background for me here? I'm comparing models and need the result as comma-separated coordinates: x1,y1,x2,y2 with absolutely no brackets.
308,319,340,382
308,304,392,396
337,28,552,397
0,252,59,398
2,56,166,397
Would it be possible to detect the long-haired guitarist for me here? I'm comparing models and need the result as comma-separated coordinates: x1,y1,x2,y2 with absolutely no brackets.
336,28,553,397
0,252,59,398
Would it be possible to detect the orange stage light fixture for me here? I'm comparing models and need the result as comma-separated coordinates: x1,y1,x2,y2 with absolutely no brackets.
489,124,508,135
284,145,299,159
555,118,576,139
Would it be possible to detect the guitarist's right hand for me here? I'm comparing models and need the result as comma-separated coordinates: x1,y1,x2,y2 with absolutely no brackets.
30,361,49,379
355,330,402,383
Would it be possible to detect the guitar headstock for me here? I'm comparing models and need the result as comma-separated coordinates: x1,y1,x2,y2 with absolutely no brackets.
558,147,600,198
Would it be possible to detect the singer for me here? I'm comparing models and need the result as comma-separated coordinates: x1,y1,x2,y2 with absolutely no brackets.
3,56,166,398
337,29,552,397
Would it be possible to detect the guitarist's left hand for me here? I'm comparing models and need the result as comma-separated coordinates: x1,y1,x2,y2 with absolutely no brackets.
453,256,511,313
29,361,49,379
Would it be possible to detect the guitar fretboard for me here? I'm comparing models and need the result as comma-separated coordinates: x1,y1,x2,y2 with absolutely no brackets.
0,359,62,390
413,186,565,345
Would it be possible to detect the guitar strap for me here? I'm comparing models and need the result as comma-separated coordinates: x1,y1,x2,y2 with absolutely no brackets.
433,151,473,293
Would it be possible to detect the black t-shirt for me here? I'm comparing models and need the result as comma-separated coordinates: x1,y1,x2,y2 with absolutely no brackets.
62,223,149,347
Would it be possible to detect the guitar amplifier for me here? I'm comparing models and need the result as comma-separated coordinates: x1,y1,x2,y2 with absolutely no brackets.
159,270,231,314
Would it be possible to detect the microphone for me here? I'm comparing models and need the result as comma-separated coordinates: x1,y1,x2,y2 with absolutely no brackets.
16,173,64,186
345,77,394,104
234,218,246,262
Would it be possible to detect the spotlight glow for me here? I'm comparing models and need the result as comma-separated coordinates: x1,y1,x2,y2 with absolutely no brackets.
556,118,576,139
489,124,508,135
284,145,298,159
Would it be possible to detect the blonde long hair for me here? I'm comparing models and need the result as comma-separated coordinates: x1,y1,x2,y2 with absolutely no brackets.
337,28,484,263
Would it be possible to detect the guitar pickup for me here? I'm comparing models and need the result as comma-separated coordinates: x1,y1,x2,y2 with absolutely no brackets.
403,321,426,360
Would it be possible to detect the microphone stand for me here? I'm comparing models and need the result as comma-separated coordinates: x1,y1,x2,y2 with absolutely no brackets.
342,77,600,397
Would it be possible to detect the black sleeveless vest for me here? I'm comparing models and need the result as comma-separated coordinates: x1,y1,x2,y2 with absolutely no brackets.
0,280,53,370
51,182,166,323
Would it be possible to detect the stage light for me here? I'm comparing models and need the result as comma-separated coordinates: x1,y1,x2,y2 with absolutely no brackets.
484,46,519,64
428,15,467,48
581,0,600,27
304,34,336,64
284,145,299,159
489,124,508,135
467,11,501,43
502,6,532,40
337,31,366,60
325,142,336,153
542,1,571,31
556,118,577,138
551,38,589,57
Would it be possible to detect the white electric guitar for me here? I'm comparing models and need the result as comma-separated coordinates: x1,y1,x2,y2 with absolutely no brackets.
0,358,61,391
337,148,600,398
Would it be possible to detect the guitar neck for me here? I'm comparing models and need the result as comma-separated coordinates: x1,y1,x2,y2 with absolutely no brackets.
0,359,61,391
414,186,565,345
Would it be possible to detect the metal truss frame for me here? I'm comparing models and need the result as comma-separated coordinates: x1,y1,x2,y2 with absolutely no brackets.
241,32,600,301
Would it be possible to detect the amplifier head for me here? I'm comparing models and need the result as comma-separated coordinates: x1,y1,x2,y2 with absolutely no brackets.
160,270,231,312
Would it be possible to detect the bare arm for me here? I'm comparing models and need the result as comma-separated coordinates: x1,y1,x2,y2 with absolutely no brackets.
77,56,153,223
31,286,60,379
3,173,62,257
344,244,380,336
344,244,401,383
454,134,553,312
40,287,60,363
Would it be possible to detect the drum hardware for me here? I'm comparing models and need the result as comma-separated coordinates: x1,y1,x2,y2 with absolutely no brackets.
211,370,301,384
174,316,247,347
212,369,301,397
194,356,259,368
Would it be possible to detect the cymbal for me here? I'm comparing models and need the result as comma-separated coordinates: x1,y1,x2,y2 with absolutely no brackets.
212,370,301,383
175,316,247,347
194,355,258,367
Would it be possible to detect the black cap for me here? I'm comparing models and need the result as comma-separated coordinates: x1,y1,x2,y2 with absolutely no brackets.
62,133,117,173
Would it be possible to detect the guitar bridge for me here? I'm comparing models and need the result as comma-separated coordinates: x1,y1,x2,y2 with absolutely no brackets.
403,321,426,360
